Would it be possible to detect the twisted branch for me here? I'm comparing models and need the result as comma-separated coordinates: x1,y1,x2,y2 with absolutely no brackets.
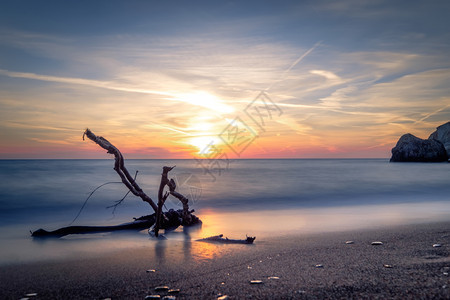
83,128,158,212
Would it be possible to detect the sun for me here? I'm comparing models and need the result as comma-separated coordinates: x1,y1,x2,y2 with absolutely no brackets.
189,136,222,155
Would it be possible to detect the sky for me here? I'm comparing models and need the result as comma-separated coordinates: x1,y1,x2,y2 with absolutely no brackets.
0,0,449,159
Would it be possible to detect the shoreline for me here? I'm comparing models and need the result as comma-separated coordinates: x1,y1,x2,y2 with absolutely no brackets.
1,221,449,299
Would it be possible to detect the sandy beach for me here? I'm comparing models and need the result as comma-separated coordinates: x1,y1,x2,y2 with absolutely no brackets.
1,221,449,299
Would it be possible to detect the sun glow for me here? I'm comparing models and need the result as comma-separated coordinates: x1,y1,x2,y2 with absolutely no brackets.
174,91,235,114
188,136,222,155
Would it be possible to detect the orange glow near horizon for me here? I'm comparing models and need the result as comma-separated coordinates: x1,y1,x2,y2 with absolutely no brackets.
1,62,448,160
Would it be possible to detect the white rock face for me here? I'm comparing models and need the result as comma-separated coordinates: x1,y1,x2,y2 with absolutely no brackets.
429,121,450,159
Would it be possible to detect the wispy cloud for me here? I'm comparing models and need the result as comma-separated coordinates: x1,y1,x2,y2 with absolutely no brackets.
1,23,449,158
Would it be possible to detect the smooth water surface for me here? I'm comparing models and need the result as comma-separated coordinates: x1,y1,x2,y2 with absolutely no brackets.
0,159,449,264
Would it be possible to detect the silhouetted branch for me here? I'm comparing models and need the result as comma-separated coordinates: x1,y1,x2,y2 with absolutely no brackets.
83,128,158,212
31,129,202,239
69,181,121,225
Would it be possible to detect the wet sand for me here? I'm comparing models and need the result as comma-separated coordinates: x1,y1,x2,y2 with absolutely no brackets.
1,222,449,299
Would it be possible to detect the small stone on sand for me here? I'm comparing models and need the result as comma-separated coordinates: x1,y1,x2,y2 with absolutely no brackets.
155,286,169,291
25,294,37,297
315,264,324,268
145,295,161,299
433,243,442,248
345,241,354,244
162,296,176,300
268,276,280,280
217,295,229,300
250,280,263,284
146,269,156,273
371,241,383,245
168,289,180,294
384,264,393,268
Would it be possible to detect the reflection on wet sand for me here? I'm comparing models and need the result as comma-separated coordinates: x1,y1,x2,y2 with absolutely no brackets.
4,201,449,265
154,227,233,263
153,201,450,263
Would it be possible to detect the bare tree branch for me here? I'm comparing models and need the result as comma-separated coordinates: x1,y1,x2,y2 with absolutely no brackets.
83,128,158,212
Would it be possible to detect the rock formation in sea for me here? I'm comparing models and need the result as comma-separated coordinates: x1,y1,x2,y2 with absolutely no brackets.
390,122,449,162
428,121,450,158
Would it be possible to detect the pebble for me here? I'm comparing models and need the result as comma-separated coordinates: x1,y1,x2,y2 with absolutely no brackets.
146,269,156,273
250,280,263,284
371,241,383,246
433,243,442,248
315,264,324,268
145,296,161,299
268,276,280,280
247,266,252,269
383,264,393,268
168,289,180,294
154,286,169,291
162,296,176,300
217,296,229,300
345,241,354,244
25,294,37,297
443,272,448,276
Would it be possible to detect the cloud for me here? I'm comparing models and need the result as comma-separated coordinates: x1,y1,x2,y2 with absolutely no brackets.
1,24,449,158
309,70,342,82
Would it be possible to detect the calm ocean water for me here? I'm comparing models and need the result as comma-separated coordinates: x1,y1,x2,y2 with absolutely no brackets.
0,159,449,264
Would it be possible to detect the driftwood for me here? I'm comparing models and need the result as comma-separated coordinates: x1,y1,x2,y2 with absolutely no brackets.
31,209,200,238
31,129,201,238
197,234,256,244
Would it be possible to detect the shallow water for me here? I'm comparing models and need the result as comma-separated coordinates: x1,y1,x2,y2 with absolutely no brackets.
0,159,449,264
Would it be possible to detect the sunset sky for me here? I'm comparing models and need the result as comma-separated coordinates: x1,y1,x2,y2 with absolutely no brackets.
0,0,449,159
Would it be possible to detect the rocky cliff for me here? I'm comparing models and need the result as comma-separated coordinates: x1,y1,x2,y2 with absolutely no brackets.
390,122,450,162
428,121,450,158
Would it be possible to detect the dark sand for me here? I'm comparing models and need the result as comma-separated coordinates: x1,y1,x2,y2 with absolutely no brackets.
1,222,449,299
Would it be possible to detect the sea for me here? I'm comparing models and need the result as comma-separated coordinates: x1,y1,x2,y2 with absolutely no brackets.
0,159,449,264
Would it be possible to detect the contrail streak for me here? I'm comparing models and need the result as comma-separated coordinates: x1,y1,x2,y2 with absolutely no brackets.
415,104,450,124
0,69,174,97
266,41,322,91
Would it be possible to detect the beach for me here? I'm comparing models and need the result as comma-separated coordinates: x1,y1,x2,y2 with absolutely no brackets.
1,221,449,299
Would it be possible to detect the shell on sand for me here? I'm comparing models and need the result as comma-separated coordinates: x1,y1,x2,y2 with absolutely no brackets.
371,241,383,245
250,280,263,284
